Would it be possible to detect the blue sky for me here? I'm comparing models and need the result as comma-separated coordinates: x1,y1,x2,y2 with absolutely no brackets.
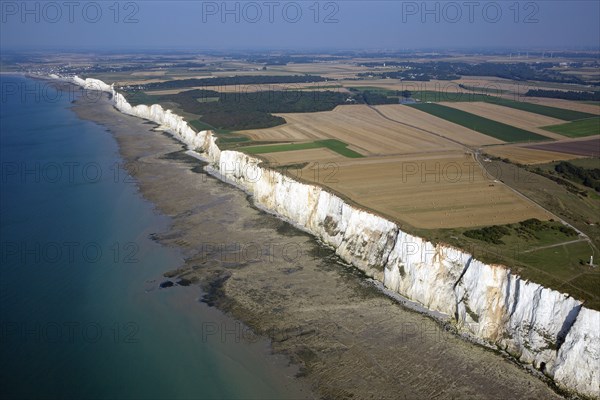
1,1,599,51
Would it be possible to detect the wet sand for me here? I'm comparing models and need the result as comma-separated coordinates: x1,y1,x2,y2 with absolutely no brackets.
72,92,566,400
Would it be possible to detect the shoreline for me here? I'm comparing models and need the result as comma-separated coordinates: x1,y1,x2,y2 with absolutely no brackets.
63,78,580,398
66,88,313,400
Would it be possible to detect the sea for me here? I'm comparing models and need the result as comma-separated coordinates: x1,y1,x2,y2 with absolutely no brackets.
0,75,302,399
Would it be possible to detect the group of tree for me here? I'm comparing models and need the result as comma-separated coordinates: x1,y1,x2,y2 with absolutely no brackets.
525,89,600,102
554,161,600,193
463,218,577,245
463,225,511,245
127,88,352,131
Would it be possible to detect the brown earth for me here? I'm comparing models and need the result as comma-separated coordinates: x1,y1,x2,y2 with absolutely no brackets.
526,137,600,157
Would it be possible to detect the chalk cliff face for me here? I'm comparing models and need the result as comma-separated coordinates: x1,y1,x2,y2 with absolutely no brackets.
53,75,114,93
553,308,600,397
67,76,599,399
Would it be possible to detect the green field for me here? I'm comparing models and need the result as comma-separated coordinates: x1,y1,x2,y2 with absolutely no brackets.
490,98,596,121
410,91,596,120
542,117,600,138
518,240,599,309
196,97,220,103
125,90,159,106
351,87,596,120
217,136,251,144
407,90,491,103
189,119,216,132
409,103,550,142
240,139,364,158
519,240,594,274
350,86,398,94
560,157,600,169
459,84,508,95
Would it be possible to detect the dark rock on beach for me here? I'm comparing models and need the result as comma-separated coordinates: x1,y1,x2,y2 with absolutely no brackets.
159,280,174,289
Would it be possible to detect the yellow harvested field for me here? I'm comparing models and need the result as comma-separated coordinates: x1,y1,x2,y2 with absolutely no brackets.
240,105,463,156
374,104,504,146
523,97,600,115
483,145,583,165
116,78,168,85
441,102,568,140
234,105,555,229
453,76,524,93
295,153,552,229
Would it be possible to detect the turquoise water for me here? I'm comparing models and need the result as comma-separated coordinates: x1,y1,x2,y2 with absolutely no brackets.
0,76,298,399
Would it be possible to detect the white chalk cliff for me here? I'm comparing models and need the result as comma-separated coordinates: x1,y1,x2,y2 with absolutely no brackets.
67,75,600,399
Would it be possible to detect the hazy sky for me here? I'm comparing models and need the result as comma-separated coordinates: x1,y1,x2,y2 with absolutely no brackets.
1,1,599,51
